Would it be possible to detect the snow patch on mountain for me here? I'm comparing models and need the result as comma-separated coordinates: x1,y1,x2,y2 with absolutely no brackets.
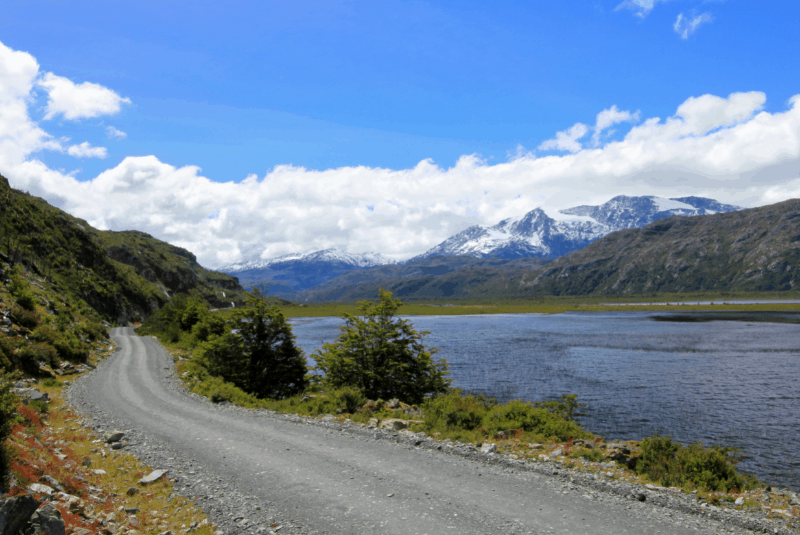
220,247,396,274
415,195,741,261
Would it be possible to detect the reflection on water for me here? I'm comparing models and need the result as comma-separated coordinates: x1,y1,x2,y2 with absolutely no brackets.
290,311,800,490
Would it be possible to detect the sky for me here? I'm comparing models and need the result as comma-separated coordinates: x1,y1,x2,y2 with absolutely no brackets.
1,0,800,267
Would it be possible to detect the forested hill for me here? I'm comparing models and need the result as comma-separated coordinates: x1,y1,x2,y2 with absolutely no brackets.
0,174,244,324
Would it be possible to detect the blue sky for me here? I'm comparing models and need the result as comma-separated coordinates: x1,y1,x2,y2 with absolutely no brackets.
1,1,800,265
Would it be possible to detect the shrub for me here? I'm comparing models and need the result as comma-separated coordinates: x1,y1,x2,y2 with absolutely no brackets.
331,386,367,414
10,306,39,331
315,289,450,404
636,435,760,491
422,390,588,442
16,343,58,374
8,268,36,312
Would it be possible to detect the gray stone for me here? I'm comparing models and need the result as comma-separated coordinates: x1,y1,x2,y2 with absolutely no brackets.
139,469,168,484
385,398,401,409
480,443,496,454
0,495,41,535
549,448,564,458
27,483,54,496
24,504,65,535
38,476,63,492
110,442,125,450
104,430,125,443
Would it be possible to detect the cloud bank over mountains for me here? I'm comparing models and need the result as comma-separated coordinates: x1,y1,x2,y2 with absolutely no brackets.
1,40,800,269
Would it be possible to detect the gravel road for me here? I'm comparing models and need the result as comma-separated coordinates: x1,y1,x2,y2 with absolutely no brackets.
67,328,794,535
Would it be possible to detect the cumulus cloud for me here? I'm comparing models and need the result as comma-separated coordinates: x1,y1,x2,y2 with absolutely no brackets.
106,126,127,140
1,40,800,268
674,12,713,39
38,73,131,121
67,142,107,159
538,123,589,153
616,0,667,18
592,105,640,145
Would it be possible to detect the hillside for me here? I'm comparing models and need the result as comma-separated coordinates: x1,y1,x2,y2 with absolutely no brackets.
0,174,244,324
525,199,800,296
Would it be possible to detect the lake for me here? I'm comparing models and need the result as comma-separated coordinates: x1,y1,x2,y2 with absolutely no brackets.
289,311,800,490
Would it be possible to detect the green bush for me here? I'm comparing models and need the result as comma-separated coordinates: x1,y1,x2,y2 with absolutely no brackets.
30,326,88,362
315,289,450,404
16,343,58,374
8,268,36,312
331,386,367,414
10,306,39,331
422,390,587,442
636,435,760,492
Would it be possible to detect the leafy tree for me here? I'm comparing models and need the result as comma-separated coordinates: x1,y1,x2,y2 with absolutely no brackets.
315,289,450,404
202,289,307,399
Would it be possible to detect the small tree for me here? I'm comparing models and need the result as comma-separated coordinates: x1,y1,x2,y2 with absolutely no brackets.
315,289,450,404
202,289,308,399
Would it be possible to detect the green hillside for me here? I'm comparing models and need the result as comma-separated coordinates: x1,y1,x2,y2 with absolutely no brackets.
0,173,245,324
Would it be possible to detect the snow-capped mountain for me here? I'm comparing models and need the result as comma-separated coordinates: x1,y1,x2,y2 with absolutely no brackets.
217,248,397,296
414,195,741,260
220,248,395,273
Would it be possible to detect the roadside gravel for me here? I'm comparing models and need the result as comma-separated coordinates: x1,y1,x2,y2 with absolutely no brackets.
67,328,799,535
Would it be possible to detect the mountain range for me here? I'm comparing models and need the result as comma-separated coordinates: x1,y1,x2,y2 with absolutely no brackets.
412,195,740,260
220,195,741,297
297,200,800,301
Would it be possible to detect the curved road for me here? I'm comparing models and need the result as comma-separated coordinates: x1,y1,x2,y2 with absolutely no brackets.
71,328,742,535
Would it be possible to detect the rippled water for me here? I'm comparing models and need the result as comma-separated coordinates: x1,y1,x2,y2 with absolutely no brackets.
290,312,800,490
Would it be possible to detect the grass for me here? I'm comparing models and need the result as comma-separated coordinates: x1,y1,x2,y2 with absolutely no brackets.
270,293,800,318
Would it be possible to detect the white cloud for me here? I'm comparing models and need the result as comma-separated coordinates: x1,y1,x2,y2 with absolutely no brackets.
67,142,107,159
674,12,713,39
2,41,800,269
616,0,667,18
592,105,640,145
538,123,589,153
106,126,127,140
38,72,131,121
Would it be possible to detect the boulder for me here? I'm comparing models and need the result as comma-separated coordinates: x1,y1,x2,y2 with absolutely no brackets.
549,448,564,458
385,398,401,410
104,431,125,444
480,443,496,454
28,483,54,496
0,495,41,535
25,504,65,535
379,419,409,431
